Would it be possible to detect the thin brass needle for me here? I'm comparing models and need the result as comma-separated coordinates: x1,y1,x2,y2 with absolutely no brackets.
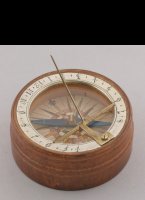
50,55,84,122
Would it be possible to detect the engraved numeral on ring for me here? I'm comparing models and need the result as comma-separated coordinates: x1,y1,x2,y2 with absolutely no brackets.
20,98,27,104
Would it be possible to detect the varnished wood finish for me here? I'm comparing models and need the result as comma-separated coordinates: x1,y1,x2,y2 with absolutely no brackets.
10,69,134,190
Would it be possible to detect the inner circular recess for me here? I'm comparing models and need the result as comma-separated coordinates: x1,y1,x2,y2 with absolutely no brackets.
29,83,114,144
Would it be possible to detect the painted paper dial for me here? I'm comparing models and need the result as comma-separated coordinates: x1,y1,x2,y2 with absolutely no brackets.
16,72,127,153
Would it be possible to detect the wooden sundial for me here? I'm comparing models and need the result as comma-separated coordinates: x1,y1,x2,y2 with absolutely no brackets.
10,56,133,190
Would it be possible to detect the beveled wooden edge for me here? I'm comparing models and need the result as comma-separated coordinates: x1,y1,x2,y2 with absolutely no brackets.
11,69,133,158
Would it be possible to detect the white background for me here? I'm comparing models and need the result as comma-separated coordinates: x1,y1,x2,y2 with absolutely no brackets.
0,45,144,199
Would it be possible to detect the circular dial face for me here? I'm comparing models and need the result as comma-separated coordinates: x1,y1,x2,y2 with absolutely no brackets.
16,72,127,153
